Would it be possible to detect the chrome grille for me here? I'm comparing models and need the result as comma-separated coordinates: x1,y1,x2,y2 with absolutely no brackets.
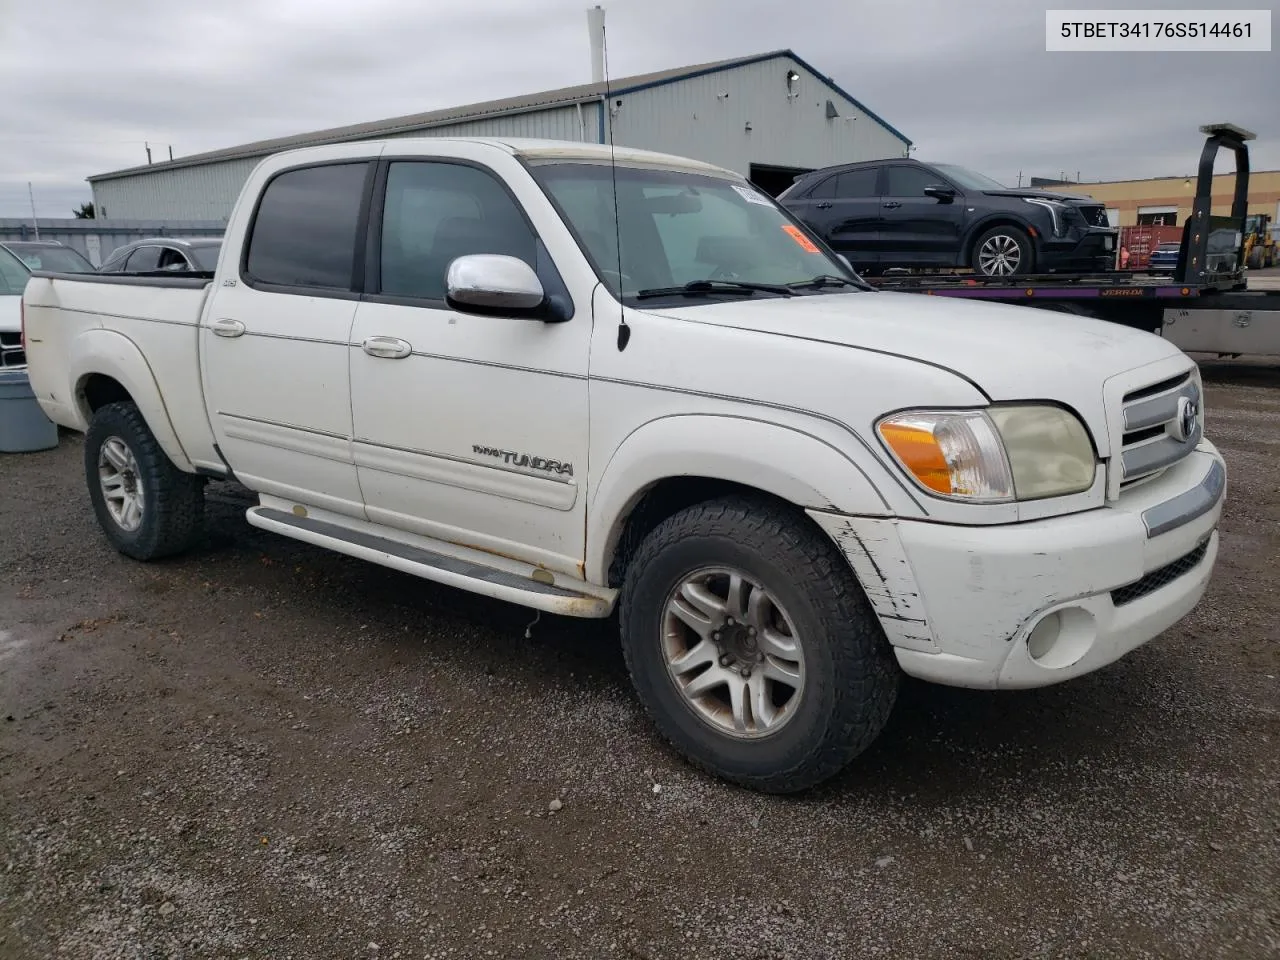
1118,370,1201,489
0,331,24,369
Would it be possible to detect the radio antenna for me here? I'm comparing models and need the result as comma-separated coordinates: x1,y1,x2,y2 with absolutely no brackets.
599,11,630,351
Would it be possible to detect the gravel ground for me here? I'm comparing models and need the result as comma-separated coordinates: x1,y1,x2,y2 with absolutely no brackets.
2,363,1278,960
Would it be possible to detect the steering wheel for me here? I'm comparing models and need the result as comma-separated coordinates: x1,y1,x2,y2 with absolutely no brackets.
708,265,741,281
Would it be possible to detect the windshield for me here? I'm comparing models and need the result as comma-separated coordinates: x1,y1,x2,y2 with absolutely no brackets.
7,245,95,273
190,243,221,271
528,162,857,301
0,246,31,295
931,163,1008,191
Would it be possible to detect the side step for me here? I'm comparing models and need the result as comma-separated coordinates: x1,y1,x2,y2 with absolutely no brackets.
246,506,616,619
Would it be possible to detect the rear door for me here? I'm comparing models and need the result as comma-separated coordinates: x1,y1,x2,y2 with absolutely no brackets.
879,165,965,267
199,153,377,518
805,167,881,267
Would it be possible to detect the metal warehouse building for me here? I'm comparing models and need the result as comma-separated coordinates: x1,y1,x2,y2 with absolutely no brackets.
88,48,909,221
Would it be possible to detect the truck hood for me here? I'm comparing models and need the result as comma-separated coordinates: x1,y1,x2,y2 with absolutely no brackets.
648,290,1188,449
0,294,19,333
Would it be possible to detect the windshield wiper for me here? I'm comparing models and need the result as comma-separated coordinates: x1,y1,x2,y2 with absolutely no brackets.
634,279,794,299
787,274,867,291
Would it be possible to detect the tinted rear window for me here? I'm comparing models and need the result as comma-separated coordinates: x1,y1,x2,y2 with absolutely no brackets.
246,163,370,289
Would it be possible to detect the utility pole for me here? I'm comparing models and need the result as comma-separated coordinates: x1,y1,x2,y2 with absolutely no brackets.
1017,170,1023,187
27,182,39,240
145,142,153,164
168,144,174,161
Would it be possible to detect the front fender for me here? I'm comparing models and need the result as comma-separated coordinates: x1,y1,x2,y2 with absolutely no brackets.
585,414,893,583
68,328,193,471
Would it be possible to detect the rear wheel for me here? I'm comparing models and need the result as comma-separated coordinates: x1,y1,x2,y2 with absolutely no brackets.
619,496,900,793
84,401,205,560
973,225,1033,276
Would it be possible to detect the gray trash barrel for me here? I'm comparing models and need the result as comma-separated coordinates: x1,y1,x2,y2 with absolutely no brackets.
0,370,58,453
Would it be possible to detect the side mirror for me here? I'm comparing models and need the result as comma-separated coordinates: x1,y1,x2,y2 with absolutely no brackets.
924,185,956,203
446,254,546,317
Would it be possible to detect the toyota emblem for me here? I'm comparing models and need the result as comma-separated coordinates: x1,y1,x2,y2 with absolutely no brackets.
1175,396,1199,441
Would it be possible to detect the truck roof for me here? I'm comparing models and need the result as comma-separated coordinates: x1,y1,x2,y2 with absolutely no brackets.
273,136,744,181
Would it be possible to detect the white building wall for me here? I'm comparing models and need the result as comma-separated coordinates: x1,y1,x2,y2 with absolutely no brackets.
611,56,906,176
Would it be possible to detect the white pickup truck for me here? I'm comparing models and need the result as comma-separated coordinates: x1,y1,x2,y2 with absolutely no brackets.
22,137,1226,792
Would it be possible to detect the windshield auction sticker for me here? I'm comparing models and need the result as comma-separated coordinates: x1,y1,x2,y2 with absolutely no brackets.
1046,9,1271,50
781,225,821,254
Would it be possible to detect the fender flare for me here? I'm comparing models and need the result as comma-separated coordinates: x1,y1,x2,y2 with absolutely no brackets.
585,413,894,584
68,328,194,472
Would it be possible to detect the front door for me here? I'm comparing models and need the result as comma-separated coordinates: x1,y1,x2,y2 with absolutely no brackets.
200,158,374,518
348,158,591,577
878,165,966,267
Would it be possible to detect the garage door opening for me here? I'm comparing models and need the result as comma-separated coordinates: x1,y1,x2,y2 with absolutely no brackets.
749,164,813,198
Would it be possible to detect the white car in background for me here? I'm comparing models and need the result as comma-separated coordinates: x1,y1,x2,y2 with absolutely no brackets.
0,244,31,369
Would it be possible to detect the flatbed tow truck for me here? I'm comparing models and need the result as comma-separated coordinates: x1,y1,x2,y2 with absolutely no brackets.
866,125,1280,359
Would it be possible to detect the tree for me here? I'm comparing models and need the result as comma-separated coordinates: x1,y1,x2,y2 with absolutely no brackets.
73,202,95,219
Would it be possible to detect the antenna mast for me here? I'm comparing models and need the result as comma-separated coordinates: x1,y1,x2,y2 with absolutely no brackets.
592,6,630,351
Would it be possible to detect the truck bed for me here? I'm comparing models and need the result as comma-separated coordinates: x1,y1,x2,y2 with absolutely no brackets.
22,272,221,472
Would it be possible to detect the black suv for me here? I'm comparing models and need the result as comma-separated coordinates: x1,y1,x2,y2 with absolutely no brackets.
778,159,1117,276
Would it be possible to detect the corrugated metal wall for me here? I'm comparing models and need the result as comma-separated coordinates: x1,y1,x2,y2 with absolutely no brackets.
383,104,598,144
612,57,905,176
91,106,601,222
0,218,225,267
92,157,262,223
88,60,906,220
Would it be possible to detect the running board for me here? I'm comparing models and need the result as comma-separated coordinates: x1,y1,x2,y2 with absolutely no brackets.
246,506,615,619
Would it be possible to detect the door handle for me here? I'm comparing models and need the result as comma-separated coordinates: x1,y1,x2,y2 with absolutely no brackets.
815,201,833,209
209,318,246,338
362,336,413,360
882,201,902,209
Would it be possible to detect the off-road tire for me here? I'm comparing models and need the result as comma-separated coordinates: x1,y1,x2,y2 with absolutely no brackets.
84,401,205,561
619,495,900,793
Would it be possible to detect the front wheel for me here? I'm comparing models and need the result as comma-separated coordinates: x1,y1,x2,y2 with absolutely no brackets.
972,225,1034,276
619,496,900,793
84,401,205,560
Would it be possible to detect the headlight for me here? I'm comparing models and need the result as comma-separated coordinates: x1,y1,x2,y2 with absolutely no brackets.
877,406,1096,502
1023,198,1068,236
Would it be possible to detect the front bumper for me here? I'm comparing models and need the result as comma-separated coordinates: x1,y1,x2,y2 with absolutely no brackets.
1038,226,1117,272
809,441,1225,690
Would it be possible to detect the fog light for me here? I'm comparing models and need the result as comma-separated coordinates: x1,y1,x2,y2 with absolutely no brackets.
1027,612,1061,661
1024,606,1097,669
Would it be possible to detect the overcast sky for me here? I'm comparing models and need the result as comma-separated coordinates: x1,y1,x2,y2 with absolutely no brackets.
2,0,1276,219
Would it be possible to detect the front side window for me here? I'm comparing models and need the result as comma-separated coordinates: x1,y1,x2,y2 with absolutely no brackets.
157,247,192,272
885,166,946,198
246,162,370,289
378,161,537,301
190,244,222,271
529,162,856,301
